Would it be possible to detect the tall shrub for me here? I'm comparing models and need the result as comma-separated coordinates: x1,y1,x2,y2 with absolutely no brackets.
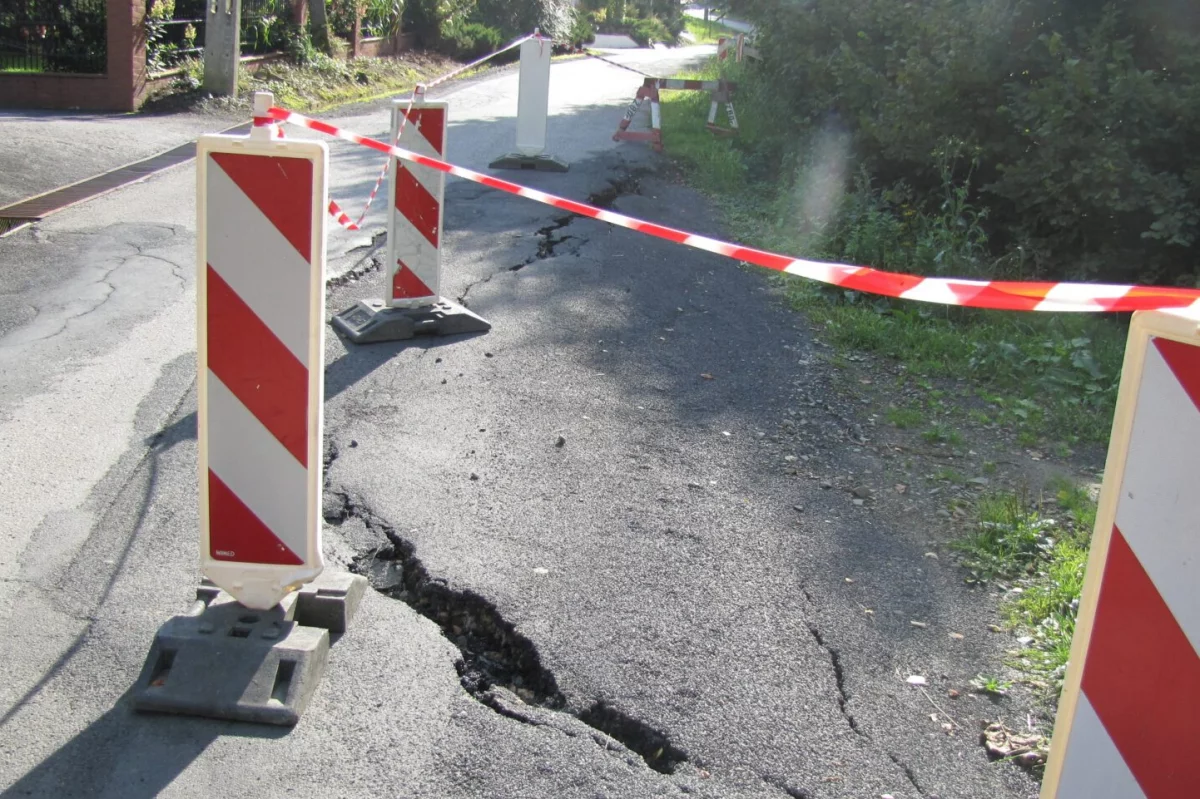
730,0,1200,284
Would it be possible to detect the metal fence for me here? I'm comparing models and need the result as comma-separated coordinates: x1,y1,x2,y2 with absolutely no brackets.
0,0,107,74
146,0,292,74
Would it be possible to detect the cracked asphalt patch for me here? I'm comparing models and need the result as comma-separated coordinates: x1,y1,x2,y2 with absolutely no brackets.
320,152,1041,799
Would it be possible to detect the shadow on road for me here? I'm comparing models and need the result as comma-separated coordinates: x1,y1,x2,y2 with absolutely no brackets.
1,689,288,799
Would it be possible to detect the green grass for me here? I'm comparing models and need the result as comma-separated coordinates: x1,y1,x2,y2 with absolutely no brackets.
952,482,1096,701
885,406,923,429
972,674,1013,696
683,17,739,45
922,423,964,447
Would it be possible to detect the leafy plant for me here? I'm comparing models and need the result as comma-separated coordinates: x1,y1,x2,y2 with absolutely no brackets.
952,492,1053,580
363,0,404,38
972,674,1013,696
146,0,177,73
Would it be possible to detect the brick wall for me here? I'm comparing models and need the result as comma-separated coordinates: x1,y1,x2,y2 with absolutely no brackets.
0,0,147,112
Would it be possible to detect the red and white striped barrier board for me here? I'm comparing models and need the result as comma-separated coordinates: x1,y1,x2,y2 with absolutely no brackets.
706,83,739,136
267,105,1200,313
718,34,758,62
1042,308,1200,798
197,100,328,610
388,96,447,307
614,78,739,150
653,78,736,92
612,79,663,152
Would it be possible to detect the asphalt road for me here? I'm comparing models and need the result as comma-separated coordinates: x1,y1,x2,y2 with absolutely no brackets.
0,46,1038,799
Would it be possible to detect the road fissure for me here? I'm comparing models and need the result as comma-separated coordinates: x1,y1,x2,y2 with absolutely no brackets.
322,481,690,775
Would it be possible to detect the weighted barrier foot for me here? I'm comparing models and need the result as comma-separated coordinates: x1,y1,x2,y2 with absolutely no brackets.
488,153,570,173
332,298,491,344
132,573,367,726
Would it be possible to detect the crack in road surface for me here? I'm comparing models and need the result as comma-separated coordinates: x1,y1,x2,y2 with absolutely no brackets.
458,169,647,303
801,590,928,798
507,215,590,272
322,486,689,775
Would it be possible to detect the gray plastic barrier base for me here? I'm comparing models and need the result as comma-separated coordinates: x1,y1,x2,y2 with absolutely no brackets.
331,298,491,344
488,153,570,173
132,572,367,726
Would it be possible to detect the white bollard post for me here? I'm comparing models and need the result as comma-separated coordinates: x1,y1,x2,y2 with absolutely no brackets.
203,0,241,96
490,31,569,172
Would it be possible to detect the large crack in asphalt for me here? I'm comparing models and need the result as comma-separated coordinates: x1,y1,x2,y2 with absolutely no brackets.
321,454,688,775
507,214,587,272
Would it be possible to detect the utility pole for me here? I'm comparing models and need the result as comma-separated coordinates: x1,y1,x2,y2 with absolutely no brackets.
204,0,242,96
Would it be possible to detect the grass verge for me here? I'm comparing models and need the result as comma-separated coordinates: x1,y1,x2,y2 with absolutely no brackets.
953,480,1096,701
682,17,739,45
144,51,468,115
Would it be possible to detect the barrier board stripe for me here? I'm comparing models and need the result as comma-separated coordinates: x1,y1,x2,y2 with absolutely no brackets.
209,152,312,259
1054,694,1145,799
394,166,440,247
206,265,309,466
208,471,303,565
206,160,313,365
207,373,310,561
1154,336,1200,413
403,107,445,159
267,107,1200,313
1081,526,1200,797
1113,343,1200,650
394,260,435,299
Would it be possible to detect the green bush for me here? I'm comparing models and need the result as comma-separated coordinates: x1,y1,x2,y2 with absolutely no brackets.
569,15,596,47
444,21,503,60
629,16,672,47
730,0,1200,286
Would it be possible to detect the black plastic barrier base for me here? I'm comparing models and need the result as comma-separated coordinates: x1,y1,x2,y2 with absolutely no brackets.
332,298,492,344
489,153,570,173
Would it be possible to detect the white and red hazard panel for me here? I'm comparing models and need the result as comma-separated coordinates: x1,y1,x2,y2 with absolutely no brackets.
331,93,490,344
196,116,328,610
1042,309,1200,798
388,96,447,307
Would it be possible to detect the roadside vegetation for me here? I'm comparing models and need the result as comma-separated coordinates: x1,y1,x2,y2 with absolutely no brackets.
681,16,737,45
954,480,1096,698
653,0,1193,762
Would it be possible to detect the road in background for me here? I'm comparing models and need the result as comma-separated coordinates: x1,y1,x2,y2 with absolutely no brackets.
684,6,756,35
0,45,1038,799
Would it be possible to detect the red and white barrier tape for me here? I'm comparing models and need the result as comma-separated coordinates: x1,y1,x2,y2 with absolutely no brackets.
266,106,1200,313
316,31,539,232
582,49,654,77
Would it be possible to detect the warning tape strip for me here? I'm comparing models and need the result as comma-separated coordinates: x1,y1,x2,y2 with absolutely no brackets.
264,106,1200,313
322,32,539,231
582,49,654,77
